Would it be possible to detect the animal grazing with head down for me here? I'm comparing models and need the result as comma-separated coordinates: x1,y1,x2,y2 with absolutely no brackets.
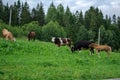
51,37,72,47
89,43,112,58
28,31,36,41
71,40,94,54
2,28,16,41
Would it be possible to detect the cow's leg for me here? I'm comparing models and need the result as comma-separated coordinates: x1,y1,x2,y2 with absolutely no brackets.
57,44,60,47
78,48,81,53
79,50,81,53
68,44,71,48
89,48,94,55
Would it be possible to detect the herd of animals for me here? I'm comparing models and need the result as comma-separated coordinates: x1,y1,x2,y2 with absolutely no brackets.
1,28,112,58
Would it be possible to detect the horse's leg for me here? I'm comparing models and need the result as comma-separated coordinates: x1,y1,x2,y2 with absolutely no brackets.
89,48,92,55
6,35,9,40
28,38,30,41
89,51,92,55
96,50,101,58
107,47,111,58
28,37,31,41
107,51,110,58
33,37,35,41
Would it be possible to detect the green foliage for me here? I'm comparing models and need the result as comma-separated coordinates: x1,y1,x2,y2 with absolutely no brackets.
84,6,103,32
21,2,31,25
0,39,120,80
0,0,120,50
56,4,64,26
22,21,42,40
35,2,45,26
46,2,57,23
42,21,66,41
76,26,95,42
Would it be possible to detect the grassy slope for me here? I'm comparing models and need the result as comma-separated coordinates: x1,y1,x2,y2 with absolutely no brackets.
0,38,120,80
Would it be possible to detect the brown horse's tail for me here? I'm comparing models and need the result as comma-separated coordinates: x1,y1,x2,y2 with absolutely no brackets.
108,46,112,52
107,46,112,58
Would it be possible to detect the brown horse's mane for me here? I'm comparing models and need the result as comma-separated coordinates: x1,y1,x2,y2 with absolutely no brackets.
2,28,15,41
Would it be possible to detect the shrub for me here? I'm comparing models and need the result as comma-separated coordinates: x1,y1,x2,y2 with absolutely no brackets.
21,21,42,40
42,21,66,41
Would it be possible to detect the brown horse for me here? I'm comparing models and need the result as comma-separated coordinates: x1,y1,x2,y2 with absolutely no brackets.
89,43,112,58
28,31,36,41
2,28,16,41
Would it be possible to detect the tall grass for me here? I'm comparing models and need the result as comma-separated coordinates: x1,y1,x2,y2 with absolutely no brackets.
0,38,120,80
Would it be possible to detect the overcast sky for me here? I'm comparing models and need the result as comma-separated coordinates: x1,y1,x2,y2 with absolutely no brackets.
3,0,120,17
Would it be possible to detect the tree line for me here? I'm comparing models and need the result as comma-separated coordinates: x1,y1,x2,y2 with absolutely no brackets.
0,0,120,51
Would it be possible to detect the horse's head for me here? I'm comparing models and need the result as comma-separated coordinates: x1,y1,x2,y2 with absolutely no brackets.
2,28,8,33
89,43,98,48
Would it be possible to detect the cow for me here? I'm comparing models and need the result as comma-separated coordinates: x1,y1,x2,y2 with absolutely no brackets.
2,28,16,41
28,31,36,41
51,37,72,47
71,40,94,55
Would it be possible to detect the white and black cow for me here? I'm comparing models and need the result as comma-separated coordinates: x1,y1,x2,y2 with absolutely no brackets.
51,37,72,47
71,40,94,54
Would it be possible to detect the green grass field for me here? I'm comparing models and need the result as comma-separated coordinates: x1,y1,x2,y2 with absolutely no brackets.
0,38,120,80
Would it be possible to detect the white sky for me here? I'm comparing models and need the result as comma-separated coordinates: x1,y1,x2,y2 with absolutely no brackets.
3,0,120,17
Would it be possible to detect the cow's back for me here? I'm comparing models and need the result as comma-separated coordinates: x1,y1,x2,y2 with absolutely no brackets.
72,40,94,51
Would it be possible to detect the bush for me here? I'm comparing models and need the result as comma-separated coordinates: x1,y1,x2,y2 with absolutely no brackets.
21,21,42,40
42,21,66,41
76,25,95,43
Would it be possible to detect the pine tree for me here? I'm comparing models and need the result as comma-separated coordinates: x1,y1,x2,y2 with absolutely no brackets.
2,3,9,24
112,14,117,25
37,2,45,26
104,15,111,30
0,0,3,21
56,4,64,26
31,8,37,21
21,1,31,25
46,2,57,23
11,0,22,26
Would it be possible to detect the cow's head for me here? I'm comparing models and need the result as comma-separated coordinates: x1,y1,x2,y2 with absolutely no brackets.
51,37,55,43
71,46,75,52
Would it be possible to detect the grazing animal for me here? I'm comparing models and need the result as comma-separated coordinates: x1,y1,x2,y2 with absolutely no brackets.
71,40,94,54
51,37,72,47
89,43,112,58
28,31,36,41
2,28,16,41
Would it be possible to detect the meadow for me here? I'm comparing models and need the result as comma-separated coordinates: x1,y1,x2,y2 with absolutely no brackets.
0,38,120,80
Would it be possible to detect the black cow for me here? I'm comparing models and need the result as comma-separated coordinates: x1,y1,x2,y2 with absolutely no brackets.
51,37,71,47
71,40,94,54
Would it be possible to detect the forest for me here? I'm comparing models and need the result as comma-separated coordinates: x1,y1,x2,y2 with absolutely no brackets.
0,0,120,51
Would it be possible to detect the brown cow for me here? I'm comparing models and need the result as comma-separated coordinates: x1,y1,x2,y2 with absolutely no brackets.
2,28,16,41
89,43,112,58
28,31,36,41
